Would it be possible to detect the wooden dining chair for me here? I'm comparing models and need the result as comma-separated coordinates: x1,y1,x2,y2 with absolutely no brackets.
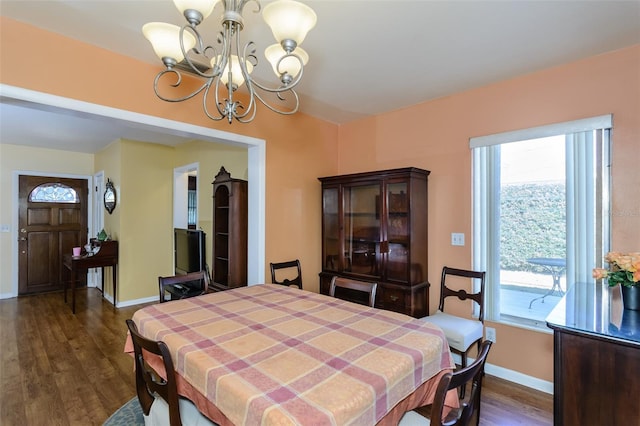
422,267,486,393
158,270,209,303
126,319,215,426
270,259,302,288
329,276,377,308
399,340,493,426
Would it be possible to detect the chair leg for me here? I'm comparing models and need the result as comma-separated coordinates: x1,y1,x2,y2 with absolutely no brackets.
459,351,468,399
476,340,484,426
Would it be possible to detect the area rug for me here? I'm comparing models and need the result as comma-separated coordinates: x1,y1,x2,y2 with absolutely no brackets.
103,397,144,426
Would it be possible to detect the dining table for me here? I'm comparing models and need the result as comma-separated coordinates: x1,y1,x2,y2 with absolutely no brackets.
125,284,457,425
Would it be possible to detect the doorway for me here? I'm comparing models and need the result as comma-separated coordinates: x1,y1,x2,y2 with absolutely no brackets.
18,175,88,294
174,162,199,230
3,84,266,298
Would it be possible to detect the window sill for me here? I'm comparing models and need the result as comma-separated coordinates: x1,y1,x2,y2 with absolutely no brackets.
495,315,554,335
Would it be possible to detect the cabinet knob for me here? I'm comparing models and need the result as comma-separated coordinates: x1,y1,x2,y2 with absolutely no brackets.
389,295,399,302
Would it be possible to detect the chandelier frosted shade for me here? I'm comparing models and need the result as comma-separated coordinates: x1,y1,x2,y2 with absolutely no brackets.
263,0,317,46
215,55,254,88
265,44,308,78
173,0,218,20
143,0,316,124
142,22,196,64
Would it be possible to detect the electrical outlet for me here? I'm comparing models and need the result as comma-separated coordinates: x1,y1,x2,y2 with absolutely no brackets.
485,326,496,343
0,224,9,233
451,233,465,246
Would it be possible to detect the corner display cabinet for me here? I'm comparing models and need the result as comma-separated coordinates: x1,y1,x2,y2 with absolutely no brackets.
210,167,248,292
319,167,430,317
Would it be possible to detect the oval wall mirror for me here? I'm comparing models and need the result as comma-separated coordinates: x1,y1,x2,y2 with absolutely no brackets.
104,179,117,214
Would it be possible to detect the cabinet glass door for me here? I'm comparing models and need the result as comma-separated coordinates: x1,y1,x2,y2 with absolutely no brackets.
344,183,381,277
386,182,409,282
322,187,340,271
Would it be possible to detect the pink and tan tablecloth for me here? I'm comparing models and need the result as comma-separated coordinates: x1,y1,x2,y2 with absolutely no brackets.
128,284,456,425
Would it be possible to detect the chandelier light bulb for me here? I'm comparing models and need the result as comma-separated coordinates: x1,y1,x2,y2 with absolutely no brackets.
214,55,254,88
142,22,196,64
263,0,317,46
265,44,308,79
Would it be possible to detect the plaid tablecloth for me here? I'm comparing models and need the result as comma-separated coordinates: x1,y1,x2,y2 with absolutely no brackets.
131,284,455,425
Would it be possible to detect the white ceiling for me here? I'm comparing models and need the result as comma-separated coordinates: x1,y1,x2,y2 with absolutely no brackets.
1,0,639,153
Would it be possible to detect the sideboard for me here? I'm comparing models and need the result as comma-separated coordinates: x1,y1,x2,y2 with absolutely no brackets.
546,282,640,425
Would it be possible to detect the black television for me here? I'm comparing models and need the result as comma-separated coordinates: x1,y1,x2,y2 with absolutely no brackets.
174,228,206,275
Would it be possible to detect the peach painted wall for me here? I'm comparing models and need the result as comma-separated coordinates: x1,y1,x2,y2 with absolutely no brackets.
337,45,640,382
0,17,339,295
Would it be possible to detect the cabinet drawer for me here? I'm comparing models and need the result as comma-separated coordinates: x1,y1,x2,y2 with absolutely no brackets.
380,287,407,313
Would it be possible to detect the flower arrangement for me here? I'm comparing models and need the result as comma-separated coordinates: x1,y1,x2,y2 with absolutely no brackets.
592,252,640,287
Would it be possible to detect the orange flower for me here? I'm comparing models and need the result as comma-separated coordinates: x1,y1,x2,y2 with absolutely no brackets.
592,268,609,280
593,251,640,287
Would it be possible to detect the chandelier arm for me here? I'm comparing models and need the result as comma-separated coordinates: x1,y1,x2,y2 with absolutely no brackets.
244,0,261,13
180,25,219,79
200,81,225,122
153,70,210,103
253,88,300,115
250,66,304,94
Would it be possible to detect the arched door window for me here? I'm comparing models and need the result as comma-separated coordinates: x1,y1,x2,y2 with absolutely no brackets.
29,183,80,203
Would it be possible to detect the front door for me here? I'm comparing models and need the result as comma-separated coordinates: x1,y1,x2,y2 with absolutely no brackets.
18,175,88,295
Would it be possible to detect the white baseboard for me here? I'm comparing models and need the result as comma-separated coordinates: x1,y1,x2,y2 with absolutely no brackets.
451,353,553,395
116,295,158,308
0,292,16,299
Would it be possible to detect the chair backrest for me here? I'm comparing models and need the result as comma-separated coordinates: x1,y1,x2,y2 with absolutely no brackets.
430,340,493,426
270,260,302,288
126,319,183,426
439,266,486,322
158,270,209,303
329,276,377,308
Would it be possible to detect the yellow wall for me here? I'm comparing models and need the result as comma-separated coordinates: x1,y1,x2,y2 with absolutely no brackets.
173,140,248,265
1,16,638,385
0,143,95,294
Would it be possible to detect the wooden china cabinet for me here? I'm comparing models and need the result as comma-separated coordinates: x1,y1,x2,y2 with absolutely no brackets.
319,167,430,318
210,167,247,292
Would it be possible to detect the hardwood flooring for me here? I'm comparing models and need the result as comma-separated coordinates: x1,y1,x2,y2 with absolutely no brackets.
0,289,553,425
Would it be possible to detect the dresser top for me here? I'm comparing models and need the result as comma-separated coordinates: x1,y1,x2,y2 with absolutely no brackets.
546,282,640,347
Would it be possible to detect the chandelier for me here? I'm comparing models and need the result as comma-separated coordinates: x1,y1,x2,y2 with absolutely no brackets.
143,0,316,124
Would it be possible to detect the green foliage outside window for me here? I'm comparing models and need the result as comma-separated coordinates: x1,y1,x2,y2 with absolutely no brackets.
500,183,566,273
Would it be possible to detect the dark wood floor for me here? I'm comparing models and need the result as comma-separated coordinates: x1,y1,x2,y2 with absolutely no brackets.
0,289,553,425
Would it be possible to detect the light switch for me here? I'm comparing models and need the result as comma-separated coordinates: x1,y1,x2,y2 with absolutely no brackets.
451,233,465,246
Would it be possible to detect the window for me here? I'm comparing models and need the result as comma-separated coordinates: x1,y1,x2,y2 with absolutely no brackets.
30,183,79,203
471,116,611,328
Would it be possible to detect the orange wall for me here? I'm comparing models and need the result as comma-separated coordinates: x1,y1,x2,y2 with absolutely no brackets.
337,45,640,381
2,17,638,384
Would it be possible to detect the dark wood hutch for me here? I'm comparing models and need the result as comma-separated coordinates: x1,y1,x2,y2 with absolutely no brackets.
210,167,247,292
319,167,430,318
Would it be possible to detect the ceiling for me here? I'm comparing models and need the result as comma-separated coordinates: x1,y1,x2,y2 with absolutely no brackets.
1,0,639,153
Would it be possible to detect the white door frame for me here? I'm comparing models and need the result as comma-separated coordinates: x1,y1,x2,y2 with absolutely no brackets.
89,170,105,289
2,84,266,298
173,162,199,230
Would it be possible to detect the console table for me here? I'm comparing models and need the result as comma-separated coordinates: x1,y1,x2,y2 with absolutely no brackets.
63,239,118,313
546,282,640,425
